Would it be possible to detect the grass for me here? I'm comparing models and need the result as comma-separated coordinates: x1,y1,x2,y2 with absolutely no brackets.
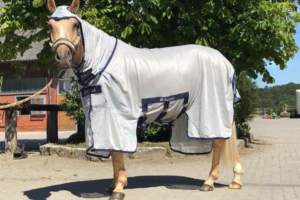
138,142,171,157
138,142,169,149
62,143,85,148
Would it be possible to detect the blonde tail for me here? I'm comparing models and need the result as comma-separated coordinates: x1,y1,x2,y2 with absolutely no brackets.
221,122,238,167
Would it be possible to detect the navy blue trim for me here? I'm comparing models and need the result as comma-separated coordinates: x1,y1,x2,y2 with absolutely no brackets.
141,92,189,112
168,115,213,155
73,59,85,71
49,16,77,20
169,146,213,155
78,73,96,86
86,145,111,159
176,107,187,119
76,68,92,80
155,112,167,122
90,148,137,154
81,85,101,97
142,92,189,105
185,113,230,141
77,38,117,87
164,102,170,109
186,136,230,140
79,22,85,56
138,115,148,126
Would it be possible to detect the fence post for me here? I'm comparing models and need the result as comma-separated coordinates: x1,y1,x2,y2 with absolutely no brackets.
0,76,3,94
5,110,18,153
46,111,58,143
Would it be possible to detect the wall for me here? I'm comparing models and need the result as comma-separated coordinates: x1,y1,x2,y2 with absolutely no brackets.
0,94,48,132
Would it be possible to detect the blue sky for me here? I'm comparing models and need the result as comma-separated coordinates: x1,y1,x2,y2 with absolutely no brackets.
255,16,300,88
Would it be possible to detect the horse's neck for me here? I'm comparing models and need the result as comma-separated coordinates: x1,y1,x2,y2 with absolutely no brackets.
80,20,116,72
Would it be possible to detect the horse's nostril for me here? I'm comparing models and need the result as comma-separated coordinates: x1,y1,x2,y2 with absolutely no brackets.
55,53,61,61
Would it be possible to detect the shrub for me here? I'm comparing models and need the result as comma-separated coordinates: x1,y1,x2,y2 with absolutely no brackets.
60,77,85,144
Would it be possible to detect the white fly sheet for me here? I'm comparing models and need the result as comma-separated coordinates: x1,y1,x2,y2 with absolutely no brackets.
51,6,241,158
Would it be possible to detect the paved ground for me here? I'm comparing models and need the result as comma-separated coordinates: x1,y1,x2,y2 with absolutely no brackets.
0,118,300,200
0,131,75,153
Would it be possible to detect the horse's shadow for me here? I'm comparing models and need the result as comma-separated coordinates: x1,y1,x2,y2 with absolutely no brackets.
24,176,228,200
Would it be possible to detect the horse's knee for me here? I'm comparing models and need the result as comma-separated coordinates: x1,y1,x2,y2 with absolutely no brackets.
233,163,245,175
118,171,128,186
229,162,244,189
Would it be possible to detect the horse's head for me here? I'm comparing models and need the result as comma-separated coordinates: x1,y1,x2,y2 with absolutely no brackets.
47,0,83,70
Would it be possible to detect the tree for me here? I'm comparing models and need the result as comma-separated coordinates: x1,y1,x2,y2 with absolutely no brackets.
0,0,300,83
257,82,300,113
234,72,259,137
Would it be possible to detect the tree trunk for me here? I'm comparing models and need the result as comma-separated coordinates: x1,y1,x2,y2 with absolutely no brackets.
5,110,18,153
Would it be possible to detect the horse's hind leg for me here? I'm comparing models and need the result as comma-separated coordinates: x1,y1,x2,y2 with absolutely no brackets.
229,153,244,189
200,139,225,191
109,152,127,200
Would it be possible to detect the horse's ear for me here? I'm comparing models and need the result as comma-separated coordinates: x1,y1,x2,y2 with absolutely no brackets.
69,0,80,13
47,0,57,13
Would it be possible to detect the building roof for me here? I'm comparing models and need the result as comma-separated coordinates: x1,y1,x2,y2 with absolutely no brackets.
0,1,45,62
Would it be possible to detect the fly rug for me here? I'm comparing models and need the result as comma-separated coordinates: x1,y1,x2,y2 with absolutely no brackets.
47,0,245,199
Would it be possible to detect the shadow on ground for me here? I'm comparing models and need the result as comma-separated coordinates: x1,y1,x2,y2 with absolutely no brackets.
0,138,67,152
23,176,228,200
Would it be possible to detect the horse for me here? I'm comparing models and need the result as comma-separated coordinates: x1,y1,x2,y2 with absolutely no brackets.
47,0,245,199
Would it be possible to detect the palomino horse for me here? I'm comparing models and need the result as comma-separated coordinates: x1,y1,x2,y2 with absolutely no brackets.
47,0,244,199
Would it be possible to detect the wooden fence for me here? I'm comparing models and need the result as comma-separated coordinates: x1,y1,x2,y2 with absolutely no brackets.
0,104,64,153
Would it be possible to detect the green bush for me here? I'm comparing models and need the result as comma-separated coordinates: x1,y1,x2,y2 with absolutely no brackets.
60,78,85,144
137,124,168,142
234,72,259,138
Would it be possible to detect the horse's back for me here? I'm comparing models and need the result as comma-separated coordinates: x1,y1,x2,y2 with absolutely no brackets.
109,41,233,98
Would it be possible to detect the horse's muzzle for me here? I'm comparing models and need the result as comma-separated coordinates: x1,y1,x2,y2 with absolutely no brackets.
55,45,72,69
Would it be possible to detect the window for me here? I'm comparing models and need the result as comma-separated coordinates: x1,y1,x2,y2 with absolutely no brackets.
1,78,47,95
16,96,30,116
57,79,72,95
15,95,46,116
31,96,46,115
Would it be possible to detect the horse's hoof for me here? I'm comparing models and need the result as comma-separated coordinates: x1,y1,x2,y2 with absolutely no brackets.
105,187,115,196
199,184,214,192
229,182,242,189
109,192,125,200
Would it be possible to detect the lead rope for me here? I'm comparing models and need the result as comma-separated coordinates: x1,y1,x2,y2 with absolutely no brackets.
0,70,65,109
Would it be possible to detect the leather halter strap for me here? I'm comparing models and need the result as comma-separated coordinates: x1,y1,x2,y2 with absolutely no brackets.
49,36,80,54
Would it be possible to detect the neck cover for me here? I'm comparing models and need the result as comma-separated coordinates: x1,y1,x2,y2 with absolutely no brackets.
50,6,242,159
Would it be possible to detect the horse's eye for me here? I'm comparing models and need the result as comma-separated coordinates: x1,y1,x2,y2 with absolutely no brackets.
48,24,53,30
73,23,79,29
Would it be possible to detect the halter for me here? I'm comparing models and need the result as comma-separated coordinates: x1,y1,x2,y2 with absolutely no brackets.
49,36,81,54
49,20,81,55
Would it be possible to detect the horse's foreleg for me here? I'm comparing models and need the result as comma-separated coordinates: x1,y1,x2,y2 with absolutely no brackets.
200,139,225,191
106,153,118,196
109,152,127,200
229,153,244,189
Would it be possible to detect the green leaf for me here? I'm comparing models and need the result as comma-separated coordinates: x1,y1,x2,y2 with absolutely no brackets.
32,0,45,8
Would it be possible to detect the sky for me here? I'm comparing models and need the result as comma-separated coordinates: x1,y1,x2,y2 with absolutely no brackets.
255,14,300,88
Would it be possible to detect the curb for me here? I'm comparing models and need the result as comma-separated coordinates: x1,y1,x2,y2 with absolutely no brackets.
39,139,245,162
